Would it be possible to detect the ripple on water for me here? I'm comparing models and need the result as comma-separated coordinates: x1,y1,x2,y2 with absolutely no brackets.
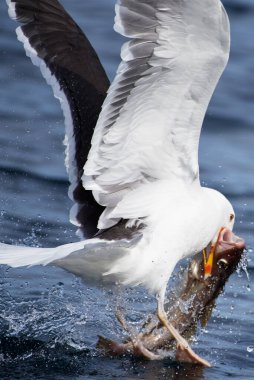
0,0,254,378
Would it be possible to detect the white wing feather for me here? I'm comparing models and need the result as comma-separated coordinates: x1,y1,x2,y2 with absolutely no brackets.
83,0,230,229
0,238,139,284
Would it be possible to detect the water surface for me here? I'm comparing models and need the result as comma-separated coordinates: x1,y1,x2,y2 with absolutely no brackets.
0,1,253,379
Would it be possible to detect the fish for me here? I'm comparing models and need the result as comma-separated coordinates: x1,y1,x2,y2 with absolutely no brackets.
97,241,245,363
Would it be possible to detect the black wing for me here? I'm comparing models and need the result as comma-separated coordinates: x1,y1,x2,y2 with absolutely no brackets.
7,0,110,237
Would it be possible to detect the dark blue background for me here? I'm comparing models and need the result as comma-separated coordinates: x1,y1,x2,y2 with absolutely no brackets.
0,1,253,378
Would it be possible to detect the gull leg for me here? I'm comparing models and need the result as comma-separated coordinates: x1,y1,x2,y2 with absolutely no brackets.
116,306,130,333
116,306,161,360
157,290,212,367
116,308,157,338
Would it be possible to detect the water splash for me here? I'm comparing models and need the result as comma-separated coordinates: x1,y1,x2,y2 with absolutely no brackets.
177,294,196,315
0,274,124,360
237,249,250,281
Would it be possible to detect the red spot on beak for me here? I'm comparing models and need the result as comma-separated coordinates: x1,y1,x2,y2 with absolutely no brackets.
204,264,212,276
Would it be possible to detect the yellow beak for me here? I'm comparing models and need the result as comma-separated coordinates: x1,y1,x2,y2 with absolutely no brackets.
203,246,215,280
203,227,225,280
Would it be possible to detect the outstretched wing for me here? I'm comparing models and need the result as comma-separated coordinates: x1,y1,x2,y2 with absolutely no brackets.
7,0,109,237
83,0,230,229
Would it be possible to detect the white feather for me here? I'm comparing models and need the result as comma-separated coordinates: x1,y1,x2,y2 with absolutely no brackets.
0,238,140,284
0,185,234,293
0,241,86,268
6,0,16,20
83,0,230,230
3,0,234,296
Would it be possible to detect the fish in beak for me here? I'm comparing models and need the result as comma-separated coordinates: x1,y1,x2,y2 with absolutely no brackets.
97,235,246,363
203,227,245,280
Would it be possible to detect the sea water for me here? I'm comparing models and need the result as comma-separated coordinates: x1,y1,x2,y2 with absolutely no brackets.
0,1,253,378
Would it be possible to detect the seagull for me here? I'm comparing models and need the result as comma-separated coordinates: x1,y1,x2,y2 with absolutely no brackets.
1,0,245,366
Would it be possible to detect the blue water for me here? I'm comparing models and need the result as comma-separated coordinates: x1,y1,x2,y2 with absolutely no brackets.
0,0,254,379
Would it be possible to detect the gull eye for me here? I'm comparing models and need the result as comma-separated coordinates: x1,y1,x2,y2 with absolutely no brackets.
230,214,234,222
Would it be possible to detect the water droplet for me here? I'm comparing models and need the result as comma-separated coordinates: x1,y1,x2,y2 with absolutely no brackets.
247,346,254,353
237,253,250,281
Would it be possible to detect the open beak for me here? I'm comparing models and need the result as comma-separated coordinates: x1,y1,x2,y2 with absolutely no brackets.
203,228,245,280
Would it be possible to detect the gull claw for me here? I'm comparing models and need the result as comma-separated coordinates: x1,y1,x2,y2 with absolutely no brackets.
132,340,162,360
175,343,212,367
115,306,163,360
157,300,211,367
97,334,163,360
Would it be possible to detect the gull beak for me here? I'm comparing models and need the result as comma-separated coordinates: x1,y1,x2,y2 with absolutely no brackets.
203,244,216,280
203,227,245,280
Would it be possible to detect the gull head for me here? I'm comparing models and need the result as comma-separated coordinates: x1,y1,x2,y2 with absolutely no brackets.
202,189,245,279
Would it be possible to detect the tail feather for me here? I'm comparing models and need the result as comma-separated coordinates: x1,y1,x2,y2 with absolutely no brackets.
0,237,140,284
0,241,86,268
